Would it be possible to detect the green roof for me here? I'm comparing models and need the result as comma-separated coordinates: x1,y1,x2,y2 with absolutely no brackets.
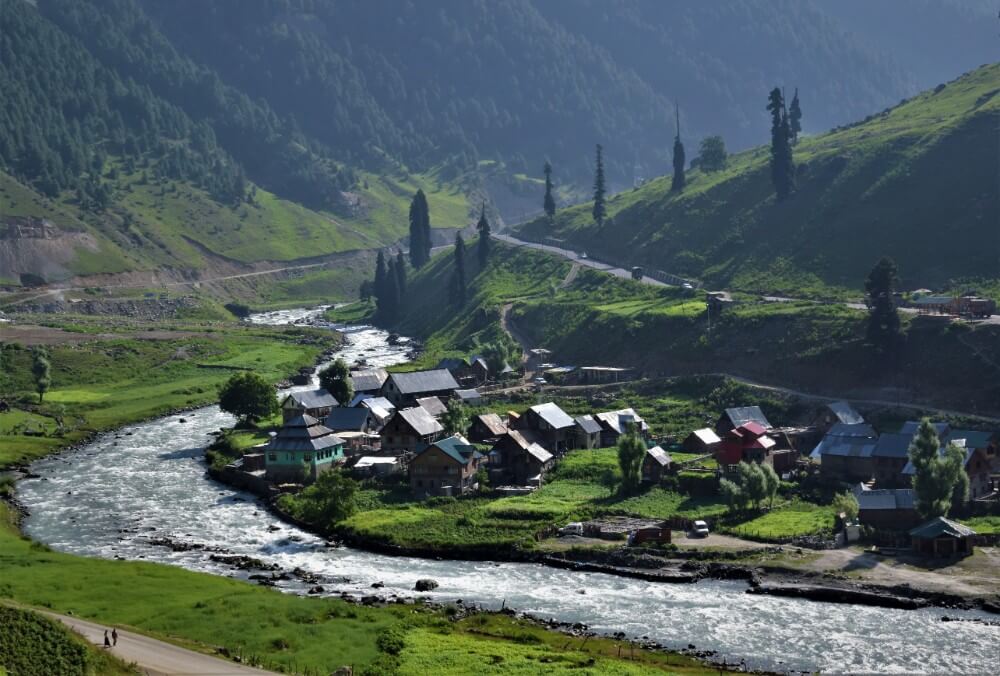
908,516,976,539
423,435,482,465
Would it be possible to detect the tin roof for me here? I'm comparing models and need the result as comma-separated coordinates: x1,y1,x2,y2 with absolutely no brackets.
574,414,603,435
284,388,339,410
415,396,448,417
530,402,576,430
646,445,671,467
350,368,388,392
689,428,722,446
595,408,649,434
909,516,976,539
474,413,507,437
324,407,373,432
723,406,772,429
386,369,459,395
268,414,344,452
421,434,481,465
396,406,444,436
854,485,915,511
826,401,865,425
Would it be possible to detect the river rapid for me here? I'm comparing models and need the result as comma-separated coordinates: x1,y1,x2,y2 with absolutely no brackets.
17,308,999,674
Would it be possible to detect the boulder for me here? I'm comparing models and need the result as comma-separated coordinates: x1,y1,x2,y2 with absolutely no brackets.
414,579,439,592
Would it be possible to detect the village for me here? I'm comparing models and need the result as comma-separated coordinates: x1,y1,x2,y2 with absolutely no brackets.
216,342,1000,576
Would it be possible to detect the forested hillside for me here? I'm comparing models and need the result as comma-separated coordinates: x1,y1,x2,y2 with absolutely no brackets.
517,64,1000,296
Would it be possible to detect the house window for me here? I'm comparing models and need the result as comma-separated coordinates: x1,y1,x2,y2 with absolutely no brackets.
304,454,312,462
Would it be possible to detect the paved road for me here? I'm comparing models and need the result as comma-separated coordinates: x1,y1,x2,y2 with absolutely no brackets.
45,612,278,676
492,233,667,287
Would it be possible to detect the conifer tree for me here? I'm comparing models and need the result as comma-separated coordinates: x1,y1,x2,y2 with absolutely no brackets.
451,233,467,306
789,88,802,144
591,144,606,226
476,203,491,268
374,250,387,305
766,88,794,200
908,419,969,519
384,257,400,321
543,161,556,219
31,347,51,403
671,104,686,193
865,257,902,353
409,190,431,268
395,251,407,297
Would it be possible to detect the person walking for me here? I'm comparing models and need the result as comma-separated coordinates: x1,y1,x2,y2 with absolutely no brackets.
112,628,118,646
103,630,111,648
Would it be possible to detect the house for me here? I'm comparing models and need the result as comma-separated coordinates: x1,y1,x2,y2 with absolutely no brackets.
468,356,490,385
380,369,459,407
514,402,577,454
574,415,602,449
641,446,672,483
436,357,471,382
488,429,554,486
594,408,650,447
902,444,993,501
809,423,879,483
869,433,914,487
380,406,445,454
715,406,772,435
351,456,400,478
683,428,722,455
852,484,920,531
454,388,483,406
468,413,507,443
350,368,388,395
812,401,865,436
264,415,345,483
415,396,448,418
280,389,339,423
325,406,378,433
409,435,484,498
717,422,796,474
909,517,976,557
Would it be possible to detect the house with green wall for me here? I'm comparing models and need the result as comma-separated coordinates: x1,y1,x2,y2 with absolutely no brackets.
264,414,345,484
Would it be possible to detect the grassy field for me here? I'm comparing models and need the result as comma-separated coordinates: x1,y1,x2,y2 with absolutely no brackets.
0,503,709,675
0,319,339,469
0,605,136,676
721,500,836,540
959,516,1000,535
516,64,1000,298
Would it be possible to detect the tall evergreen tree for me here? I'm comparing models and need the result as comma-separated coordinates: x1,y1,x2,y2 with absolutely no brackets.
374,250,387,304
766,88,794,200
671,104,686,193
31,347,51,404
451,233,467,306
789,88,802,144
543,161,556,219
384,257,400,321
394,251,407,297
409,190,431,268
908,419,970,519
865,257,902,353
476,203,491,268
591,144,606,226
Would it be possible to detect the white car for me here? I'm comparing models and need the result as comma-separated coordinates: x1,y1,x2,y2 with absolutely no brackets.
691,520,710,537
533,376,547,385
579,252,588,259
560,522,584,536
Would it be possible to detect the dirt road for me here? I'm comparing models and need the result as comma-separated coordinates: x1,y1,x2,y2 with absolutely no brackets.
45,612,278,676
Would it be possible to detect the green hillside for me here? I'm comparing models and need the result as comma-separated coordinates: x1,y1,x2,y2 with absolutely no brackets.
516,64,1000,297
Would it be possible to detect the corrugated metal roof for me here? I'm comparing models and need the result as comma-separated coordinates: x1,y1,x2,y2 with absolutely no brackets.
690,428,722,445
909,516,976,539
828,423,877,438
387,369,459,395
574,415,603,435
646,445,671,467
455,388,482,401
359,396,395,412
397,406,444,436
530,402,575,429
595,408,649,434
871,432,914,458
268,415,344,452
809,435,878,459
526,443,554,464
285,389,339,410
900,420,950,437
324,407,372,432
416,396,447,417
724,406,772,429
856,488,915,511
827,401,865,425
475,413,507,437
423,434,481,465
950,429,995,450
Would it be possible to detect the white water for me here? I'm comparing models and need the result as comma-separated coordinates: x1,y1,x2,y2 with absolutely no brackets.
17,308,999,674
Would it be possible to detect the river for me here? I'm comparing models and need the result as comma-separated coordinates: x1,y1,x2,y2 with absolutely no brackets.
16,308,999,674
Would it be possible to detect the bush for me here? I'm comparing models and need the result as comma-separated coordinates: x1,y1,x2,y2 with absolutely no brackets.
376,628,406,656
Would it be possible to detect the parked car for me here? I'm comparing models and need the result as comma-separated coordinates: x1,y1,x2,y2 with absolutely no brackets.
560,522,584,536
691,520,710,537
579,252,588,259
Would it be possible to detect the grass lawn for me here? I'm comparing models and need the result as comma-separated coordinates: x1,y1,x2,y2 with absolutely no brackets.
0,503,705,675
0,321,340,469
959,516,1000,535
722,500,835,540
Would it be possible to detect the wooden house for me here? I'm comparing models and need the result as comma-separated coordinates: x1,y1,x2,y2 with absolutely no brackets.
809,423,879,483
909,517,976,557
574,415,602,449
513,402,577,454
280,388,339,423
468,413,507,443
715,406,772,436
380,406,445,454
264,414,345,483
682,428,721,455
853,484,920,531
380,369,459,407
641,446,672,483
409,435,484,498
594,408,650,447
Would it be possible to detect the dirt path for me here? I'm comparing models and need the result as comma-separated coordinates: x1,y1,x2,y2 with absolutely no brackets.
500,303,532,368
42,611,278,675
559,262,581,289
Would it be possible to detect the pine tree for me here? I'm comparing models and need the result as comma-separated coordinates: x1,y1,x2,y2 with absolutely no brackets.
671,104,686,193
865,257,902,353
789,88,802,144
591,144,606,226
384,257,400,321
409,190,431,268
766,88,794,200
31,347,51,404
394,251,407,297
374,250,387,304
543,161,556,219
451,233,467,306
476,203,491,268
908,419,969,519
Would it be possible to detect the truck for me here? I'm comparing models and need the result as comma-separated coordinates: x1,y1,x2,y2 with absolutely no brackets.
955,296,996,318
631,266,644,281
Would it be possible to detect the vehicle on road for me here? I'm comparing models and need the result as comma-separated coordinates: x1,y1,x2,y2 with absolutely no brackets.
631,266,644,281
560,522,584,536
580,252,588,259
691,520,710,537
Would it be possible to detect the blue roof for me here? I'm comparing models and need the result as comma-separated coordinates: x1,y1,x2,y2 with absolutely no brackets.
871,433,913,458
421,435,482,465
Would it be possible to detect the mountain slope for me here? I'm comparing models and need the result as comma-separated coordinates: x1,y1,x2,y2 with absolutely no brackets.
516,64,1000,295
